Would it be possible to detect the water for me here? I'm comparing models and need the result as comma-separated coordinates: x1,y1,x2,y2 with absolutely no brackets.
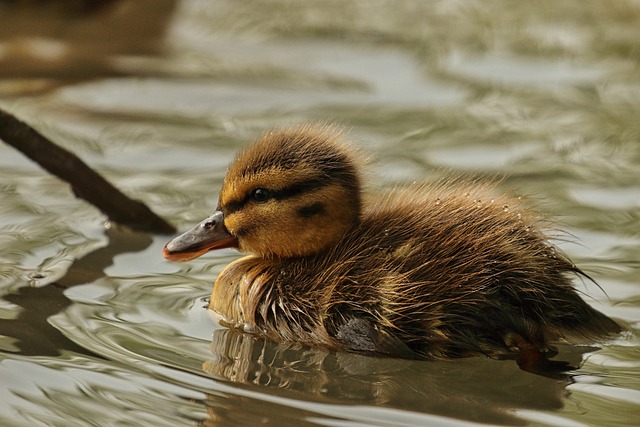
1,1,639,426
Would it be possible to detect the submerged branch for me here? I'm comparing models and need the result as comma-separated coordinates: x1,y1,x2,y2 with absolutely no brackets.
0,108,176,234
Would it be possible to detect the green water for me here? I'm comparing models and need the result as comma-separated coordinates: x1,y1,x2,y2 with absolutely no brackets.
1,1,639,426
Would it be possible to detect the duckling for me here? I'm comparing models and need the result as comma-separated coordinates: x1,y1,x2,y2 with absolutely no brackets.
163,125,620,369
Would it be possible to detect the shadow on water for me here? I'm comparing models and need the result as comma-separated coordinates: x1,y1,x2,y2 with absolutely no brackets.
0,227,152,357
199,328,597,426
0,0,178,359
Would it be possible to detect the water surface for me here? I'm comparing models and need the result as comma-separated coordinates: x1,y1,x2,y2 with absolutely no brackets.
1,1,639,426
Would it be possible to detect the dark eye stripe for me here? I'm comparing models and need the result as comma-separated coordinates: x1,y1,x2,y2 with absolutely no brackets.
271,178,327,201
222,177,328,214
223,199,246,215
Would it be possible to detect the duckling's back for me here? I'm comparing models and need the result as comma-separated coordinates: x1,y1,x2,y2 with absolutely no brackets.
291,181,621,360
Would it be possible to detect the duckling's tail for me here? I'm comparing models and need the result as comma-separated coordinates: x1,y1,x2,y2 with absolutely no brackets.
548,285,622,345
538,258,621,344
557,304,621,345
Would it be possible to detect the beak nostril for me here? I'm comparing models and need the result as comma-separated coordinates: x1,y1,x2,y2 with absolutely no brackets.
203,221,214,230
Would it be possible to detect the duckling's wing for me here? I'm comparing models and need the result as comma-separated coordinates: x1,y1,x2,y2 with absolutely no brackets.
333,317,419,359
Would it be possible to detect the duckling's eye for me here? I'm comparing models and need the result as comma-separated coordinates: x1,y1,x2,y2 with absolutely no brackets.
251,188,271,203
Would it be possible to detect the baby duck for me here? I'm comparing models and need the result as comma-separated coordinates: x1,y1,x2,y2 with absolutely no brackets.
163,125,620,369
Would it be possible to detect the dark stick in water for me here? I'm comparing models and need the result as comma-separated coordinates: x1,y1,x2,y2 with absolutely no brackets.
0,107,176,234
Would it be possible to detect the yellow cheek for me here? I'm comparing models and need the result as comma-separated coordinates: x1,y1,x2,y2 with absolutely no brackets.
222,183,359,257
225,204,274,234
223,211,244,235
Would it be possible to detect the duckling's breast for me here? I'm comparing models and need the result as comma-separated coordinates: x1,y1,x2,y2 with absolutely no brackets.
209,255,274,335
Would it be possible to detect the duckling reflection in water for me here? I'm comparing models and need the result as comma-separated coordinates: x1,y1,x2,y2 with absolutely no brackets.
163,125,620,374
202,328,575,425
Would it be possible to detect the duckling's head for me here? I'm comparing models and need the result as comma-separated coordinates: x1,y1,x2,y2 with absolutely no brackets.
163,125,362,260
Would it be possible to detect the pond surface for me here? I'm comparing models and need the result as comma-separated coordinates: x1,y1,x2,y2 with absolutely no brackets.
1,1,639,426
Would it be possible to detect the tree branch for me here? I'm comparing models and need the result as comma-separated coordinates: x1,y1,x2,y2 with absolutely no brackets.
0,108,176,234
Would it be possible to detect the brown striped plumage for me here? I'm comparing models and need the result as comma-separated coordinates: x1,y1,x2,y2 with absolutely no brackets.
164,125,620,369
